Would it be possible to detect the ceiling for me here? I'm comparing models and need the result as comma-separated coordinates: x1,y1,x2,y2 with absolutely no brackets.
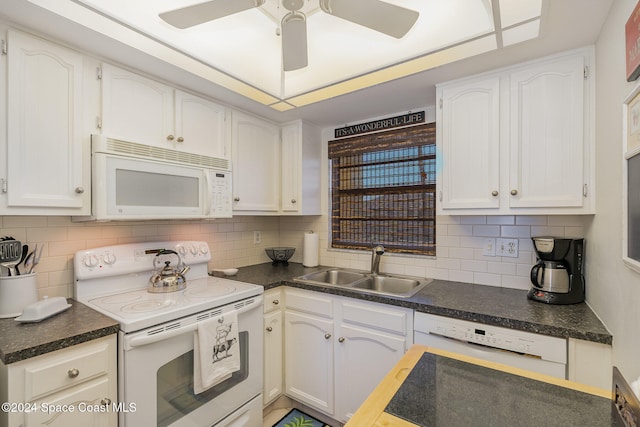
0,0,613,128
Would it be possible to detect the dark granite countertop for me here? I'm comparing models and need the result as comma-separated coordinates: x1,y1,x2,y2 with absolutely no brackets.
217,262,612,345
0,299,119,364
384,348,620,427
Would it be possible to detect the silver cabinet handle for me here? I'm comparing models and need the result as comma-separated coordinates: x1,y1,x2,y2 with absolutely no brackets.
100,398,111,406
510,189,518,195
166,134,175,141
68,368,79,378
324,333,331,340
272,299,280,305
266,326,273,332
491,190,499,197
338,337,345,343
177,137,184,143
75,187,84,194
234,197,240,202
291,199,297,204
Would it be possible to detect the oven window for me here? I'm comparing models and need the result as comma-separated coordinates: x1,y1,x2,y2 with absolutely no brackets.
156,331,249,427
116,169,200,207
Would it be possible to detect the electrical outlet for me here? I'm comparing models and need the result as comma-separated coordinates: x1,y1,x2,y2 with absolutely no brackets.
482,238,496,256
496,238,518,258
253,231,261,244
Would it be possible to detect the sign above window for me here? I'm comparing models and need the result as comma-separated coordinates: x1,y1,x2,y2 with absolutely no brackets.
334,111,425,139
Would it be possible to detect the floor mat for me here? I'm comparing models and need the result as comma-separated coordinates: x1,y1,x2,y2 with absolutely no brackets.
271,408,331,427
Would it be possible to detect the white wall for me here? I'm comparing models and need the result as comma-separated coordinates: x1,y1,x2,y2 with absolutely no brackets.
588,0,640,381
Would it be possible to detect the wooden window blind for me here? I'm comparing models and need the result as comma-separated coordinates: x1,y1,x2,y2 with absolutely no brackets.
328,123,436,255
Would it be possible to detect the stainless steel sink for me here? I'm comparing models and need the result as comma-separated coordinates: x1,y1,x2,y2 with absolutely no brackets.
296,269,368,285
352,275,427,297
294,268,431,298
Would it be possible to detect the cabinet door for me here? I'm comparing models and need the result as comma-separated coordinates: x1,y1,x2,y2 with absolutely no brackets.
281,122,301,212
509,55,585,208
263,310,283,406
284,310,334,414
25,377,115,427
438,76,501,210
334,324,407,423
174,90,230,160
6,30,88,211
101,63,173,148
231,112,280,212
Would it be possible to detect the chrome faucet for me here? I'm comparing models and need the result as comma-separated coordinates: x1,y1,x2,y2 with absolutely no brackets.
370,245,385,275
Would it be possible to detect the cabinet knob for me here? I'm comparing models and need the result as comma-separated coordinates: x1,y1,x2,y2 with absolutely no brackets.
272,299,280,305
338,337,345,343
510,189,518,196
75,187,84,194
177,137,184,143
68,368,80,378
166,134,175,141
291,199,297,204
324,333,331,340
100,398,112,406
266,326,273,332
234,197,240,202
491,190,499,197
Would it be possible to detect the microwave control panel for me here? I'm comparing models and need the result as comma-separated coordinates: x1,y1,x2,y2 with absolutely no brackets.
209,170,232,218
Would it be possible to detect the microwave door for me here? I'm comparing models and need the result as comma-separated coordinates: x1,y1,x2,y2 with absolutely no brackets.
95,154,208,219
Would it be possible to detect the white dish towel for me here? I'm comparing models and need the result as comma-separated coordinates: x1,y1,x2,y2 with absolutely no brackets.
193,310,240,394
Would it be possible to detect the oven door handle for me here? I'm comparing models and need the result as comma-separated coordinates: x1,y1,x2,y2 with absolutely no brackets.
126,296,263,349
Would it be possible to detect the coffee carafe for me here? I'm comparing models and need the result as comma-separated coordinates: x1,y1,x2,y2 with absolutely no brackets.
528,237,585,304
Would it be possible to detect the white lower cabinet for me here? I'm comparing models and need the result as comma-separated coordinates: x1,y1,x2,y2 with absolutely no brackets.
0,335,117,427
567,338,612,390
281,288,413,423
263,289,284,406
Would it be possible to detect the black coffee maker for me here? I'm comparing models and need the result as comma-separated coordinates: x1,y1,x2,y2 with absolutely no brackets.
528,237,585,304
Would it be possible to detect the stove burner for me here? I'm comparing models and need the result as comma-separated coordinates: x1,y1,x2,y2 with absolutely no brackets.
184,283,236,298
99,293,143,304
122,299,175,313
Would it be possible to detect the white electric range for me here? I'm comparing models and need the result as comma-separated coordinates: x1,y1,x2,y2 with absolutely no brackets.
74,241,264,427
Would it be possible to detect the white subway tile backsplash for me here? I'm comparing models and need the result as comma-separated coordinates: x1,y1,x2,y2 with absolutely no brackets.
486,216,515,225
472,225,501,237
500,226,531,238
0,213,586,298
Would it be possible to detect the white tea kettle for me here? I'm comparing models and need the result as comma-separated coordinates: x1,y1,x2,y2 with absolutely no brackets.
148,250,190,293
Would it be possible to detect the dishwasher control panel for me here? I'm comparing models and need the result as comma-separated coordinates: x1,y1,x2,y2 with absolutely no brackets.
414,312,566,363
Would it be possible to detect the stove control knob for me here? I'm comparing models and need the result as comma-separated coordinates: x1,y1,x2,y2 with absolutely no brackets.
199,244,209,255
103,251,116,265
176,246,188,257
83,254,99,268
190,245,198,255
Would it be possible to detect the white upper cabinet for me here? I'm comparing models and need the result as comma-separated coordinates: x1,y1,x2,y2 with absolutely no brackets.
438,76,501,210
100,64,230,162
508,55,585,208
436,47,594,215
231,111,281,213
281,120,322,215
2,29,90,215
174,89,230,159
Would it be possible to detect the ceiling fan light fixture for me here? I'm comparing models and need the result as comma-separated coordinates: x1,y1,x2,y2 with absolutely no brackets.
282,10,308,71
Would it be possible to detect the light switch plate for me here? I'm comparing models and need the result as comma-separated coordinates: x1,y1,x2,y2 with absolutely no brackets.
482,238,496,256
496,238,518,258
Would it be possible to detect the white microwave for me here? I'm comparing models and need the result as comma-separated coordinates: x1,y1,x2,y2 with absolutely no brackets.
87,135,232,220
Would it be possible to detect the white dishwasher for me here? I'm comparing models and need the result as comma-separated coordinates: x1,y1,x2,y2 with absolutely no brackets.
414,312,567,378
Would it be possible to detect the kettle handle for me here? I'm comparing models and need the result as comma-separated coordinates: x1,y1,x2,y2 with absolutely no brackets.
530,262,544,288
153,249,181,270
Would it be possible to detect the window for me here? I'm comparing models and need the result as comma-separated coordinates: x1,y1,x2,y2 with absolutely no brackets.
328,123,436,256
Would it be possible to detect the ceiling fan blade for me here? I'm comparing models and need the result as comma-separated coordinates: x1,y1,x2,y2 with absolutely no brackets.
160,0,265,29
320,0,419,39
282,11,308,71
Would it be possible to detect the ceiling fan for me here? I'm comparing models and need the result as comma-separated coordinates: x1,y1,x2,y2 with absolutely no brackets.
159,0,420,72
